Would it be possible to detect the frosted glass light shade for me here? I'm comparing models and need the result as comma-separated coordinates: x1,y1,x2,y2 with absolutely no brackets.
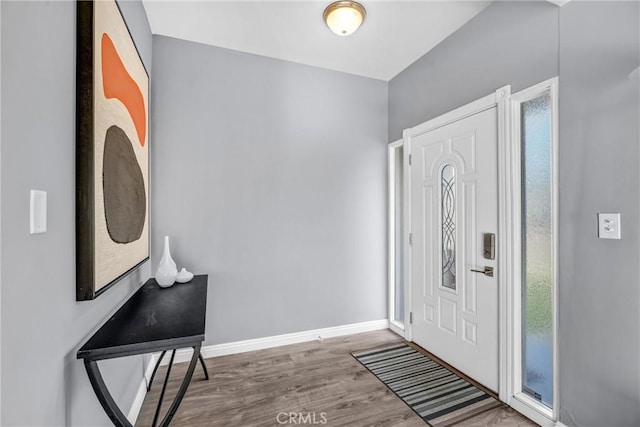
323,1,366,36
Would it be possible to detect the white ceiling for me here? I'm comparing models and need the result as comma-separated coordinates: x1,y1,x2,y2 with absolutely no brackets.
141,1,492,81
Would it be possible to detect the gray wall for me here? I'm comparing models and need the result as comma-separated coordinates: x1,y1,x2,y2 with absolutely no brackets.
1,1,152,425
558,2,640,426
151,36,388,345
389,1,640,426
389,1,559,140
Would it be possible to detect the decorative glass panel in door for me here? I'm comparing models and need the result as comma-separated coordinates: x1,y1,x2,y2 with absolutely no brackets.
441,164,456,290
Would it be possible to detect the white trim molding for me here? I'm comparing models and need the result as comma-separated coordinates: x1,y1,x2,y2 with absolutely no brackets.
127,379,147,424
547,0,571,7
402,127,413,344
495,85,513,403
0,1,3,419
388,320,404,337
513,394,569,427
127,357,157,424
510,395,555,427
507,77,560,424
388,139,406,337
160,319,390,365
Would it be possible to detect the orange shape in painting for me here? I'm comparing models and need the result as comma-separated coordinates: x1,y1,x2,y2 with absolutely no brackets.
101,33,146,147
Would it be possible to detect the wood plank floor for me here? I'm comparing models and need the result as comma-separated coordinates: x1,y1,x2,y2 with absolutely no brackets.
136,330,538,427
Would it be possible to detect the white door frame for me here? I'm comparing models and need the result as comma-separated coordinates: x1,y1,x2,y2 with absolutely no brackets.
0,2,4,420
388,139,405,336
402,86,512,402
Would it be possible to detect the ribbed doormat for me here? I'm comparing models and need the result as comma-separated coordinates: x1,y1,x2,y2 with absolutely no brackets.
352,344,501,426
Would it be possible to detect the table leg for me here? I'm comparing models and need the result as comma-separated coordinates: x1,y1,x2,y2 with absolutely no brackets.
147,350,209,391
147,350,167,392
198,353,209,380
84,359,133,427
157,344,202,427
85,346,202,427
152,349,176,427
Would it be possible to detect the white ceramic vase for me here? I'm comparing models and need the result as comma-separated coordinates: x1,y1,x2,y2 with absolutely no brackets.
155,236,178,288
175,268,194,283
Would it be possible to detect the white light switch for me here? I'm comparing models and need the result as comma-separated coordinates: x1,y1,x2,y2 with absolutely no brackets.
598,213,621,239
30,190,47,234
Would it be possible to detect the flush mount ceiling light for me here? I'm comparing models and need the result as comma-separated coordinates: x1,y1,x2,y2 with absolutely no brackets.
323,1,366,37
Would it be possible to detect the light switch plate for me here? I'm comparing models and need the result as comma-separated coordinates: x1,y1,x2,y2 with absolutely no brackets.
30,190,47,234
598,213,621,239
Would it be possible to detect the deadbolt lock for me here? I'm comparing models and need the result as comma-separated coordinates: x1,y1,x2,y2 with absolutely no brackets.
483,233,496,260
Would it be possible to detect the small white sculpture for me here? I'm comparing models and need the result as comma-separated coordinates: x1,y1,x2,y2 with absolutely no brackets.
156,236,178,288
175,268,194,283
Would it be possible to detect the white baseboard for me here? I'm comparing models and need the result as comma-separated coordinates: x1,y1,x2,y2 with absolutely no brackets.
547,0,570,7
127,378,147,424
127,355,160,424
160,319,390,365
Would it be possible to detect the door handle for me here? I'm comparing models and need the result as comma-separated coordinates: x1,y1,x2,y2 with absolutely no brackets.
470,266,494,277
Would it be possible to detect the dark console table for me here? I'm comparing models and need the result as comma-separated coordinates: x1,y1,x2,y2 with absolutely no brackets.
78,275,209,427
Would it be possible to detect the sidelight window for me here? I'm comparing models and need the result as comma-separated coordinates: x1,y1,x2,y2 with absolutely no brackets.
511,78,558,422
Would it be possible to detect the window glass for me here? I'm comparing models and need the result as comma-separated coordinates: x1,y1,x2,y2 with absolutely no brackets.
521,92,553,408
441,164,456,290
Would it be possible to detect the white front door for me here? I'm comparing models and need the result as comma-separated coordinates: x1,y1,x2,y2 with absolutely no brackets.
408,106,499,392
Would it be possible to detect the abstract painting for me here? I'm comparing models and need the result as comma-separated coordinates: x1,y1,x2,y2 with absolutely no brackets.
76,0,149,300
